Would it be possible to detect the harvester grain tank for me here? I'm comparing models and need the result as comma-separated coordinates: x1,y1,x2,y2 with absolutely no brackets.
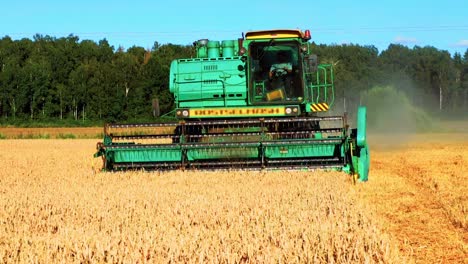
94,29,370,181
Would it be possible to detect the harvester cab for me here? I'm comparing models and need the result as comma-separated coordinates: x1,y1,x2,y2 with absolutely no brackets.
94,29,370,182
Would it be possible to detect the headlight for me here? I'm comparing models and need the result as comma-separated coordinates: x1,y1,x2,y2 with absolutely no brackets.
176,109,190,118
285,106,299,115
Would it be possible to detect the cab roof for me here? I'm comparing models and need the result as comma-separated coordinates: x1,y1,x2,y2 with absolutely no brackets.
244,29,305,40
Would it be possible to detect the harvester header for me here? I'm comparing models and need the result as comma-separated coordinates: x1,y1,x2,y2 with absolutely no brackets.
95,29,370,182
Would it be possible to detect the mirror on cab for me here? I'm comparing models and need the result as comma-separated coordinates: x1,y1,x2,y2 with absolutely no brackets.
307,54,318,72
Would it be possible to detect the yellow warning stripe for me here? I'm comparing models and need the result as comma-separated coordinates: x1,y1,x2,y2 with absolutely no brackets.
311,103,329,112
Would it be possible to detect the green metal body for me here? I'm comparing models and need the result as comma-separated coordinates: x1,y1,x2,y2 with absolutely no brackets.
95,29,369,181
170,31,335,118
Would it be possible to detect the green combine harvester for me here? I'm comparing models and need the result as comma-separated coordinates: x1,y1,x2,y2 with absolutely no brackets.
95,29,370,181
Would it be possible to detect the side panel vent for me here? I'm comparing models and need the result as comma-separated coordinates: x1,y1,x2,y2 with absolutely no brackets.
203,65,218,71
203,79,218,85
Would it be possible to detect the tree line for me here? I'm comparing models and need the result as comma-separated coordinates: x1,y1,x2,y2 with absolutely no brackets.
0,34,467,124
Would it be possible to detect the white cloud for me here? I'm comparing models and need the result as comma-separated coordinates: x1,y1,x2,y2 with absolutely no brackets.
454,40,468,47
393,36,418,45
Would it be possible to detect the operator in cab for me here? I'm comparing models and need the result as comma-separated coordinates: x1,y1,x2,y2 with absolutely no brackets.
269,51,292,79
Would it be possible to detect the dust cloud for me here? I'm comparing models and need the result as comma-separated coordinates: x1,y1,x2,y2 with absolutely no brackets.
360,85,433,150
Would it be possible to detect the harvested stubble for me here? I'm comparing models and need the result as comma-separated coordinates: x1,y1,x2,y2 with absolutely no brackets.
0,140,403,263
358,133,468,263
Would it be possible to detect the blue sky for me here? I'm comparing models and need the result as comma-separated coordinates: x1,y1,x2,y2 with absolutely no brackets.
1,0,467,55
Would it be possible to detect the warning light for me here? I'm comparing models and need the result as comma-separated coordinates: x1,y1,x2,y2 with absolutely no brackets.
304,30,311,40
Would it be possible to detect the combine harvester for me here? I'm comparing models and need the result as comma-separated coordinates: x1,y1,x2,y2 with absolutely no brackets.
95,29,369,181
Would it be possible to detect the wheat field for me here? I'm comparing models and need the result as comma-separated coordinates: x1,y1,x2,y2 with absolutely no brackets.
0,134,467,263
0,140,405,263
359,133,468,263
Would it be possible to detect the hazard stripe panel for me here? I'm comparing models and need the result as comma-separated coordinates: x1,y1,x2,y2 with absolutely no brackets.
311,103,329,112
